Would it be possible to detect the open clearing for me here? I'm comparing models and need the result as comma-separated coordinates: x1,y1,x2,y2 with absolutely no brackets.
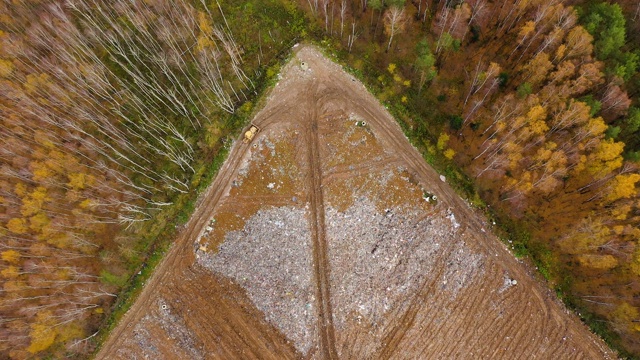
96,45,616,359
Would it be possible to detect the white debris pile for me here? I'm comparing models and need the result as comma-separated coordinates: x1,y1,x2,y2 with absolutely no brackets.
127,324,157,358
498,273,518,293
198,206,316,356
325,199,450,339
446,208,461,230
124,298,204,360
440,241,484,297
153,298,204,359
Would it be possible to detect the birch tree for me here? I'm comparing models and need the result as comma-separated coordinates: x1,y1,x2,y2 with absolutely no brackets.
384,6,407,51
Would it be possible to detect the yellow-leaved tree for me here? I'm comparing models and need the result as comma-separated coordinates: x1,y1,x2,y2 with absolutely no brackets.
1,250,20,264
606,173,640,202
612,303,640,333
6,218,28,234
27,311,56,354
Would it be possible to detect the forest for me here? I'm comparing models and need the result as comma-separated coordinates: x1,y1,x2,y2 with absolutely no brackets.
0,0,638,358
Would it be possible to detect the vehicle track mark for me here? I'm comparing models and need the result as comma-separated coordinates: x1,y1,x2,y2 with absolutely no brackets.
375,236,459,360
305,81,339,360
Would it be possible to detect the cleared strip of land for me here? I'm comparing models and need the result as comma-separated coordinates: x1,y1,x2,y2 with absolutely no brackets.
96,45,615,360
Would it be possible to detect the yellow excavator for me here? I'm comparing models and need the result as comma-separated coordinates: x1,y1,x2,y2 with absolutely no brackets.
243,124,260,144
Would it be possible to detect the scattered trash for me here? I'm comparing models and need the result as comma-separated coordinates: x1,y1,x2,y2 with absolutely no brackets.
201,206,315,355
446,209,460,230
499,275,518,293
354,120,367,127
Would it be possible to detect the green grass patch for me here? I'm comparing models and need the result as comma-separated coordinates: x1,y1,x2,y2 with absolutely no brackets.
99,270,129,288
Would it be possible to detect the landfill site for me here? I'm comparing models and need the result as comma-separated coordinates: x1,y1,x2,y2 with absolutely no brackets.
96,45,615,359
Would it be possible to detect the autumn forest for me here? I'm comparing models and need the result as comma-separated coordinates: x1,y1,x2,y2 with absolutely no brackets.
0,0,639,358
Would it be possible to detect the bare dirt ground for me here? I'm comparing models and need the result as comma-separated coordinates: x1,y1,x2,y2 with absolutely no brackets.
95,45,617,359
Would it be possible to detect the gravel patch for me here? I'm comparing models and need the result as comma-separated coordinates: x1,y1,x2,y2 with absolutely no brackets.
440,241,484,297
154,298,204,360
125,325,158,359
234,136,275,188
199,206,316,355
326,198,452,333
121,298,204,360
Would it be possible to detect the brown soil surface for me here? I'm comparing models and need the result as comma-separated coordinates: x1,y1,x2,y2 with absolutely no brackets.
95,45,616,359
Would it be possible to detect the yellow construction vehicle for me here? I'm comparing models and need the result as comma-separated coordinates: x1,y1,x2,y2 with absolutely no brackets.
243,124,260,144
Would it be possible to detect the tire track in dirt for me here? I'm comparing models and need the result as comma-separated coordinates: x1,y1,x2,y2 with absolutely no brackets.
309,78,465,359
305,80,339,360
313,80,454,359
307,52,613,359
172,267,297,359
371,110,602,358
323,155,400,182
375,233,460,359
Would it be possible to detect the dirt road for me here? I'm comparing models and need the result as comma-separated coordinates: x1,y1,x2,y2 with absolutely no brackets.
306,83,339,359
95,44,616,359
